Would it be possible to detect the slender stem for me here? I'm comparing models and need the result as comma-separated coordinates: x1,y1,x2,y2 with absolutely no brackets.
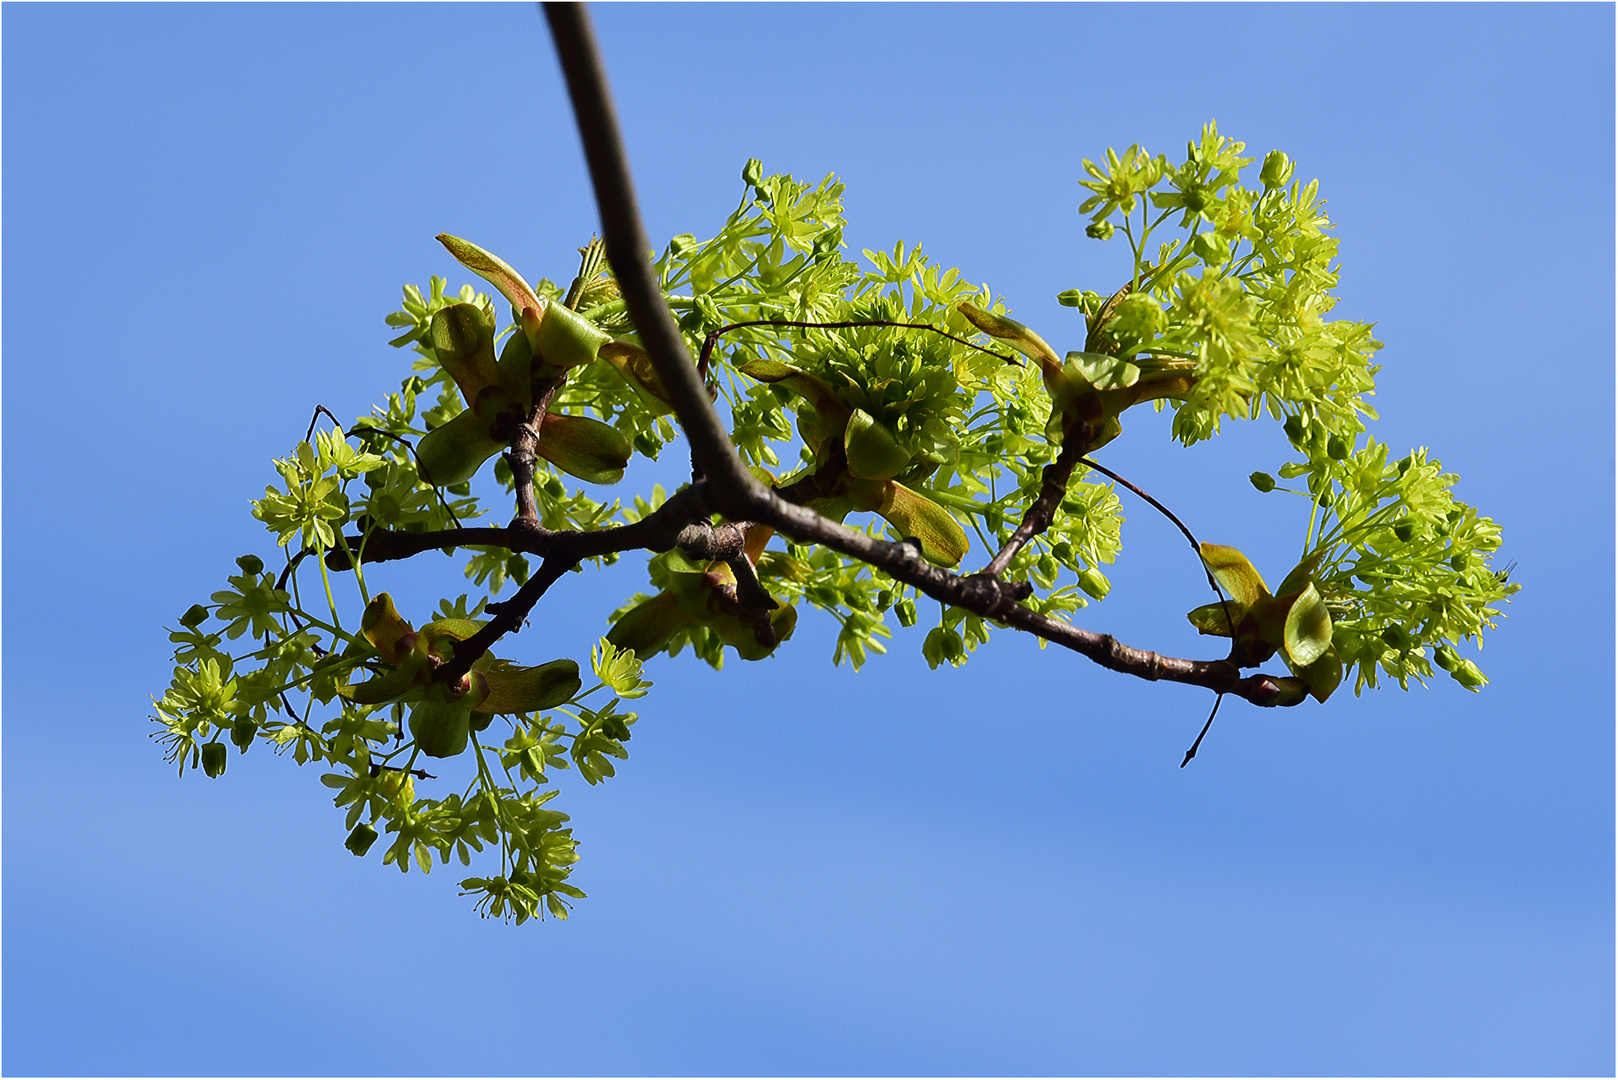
698,317,1011,384
981,429,1088,578
1180,693,1224,768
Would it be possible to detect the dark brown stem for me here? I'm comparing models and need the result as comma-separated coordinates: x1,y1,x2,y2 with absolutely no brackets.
437,556,576,684
1180,693,1224,767
305,404,344,443
545,3,763,520
506,377,563,524
530,3,1300,707
980,429,1090,578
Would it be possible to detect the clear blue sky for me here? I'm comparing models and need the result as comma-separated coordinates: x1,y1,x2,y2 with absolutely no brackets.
4,3,1612,1075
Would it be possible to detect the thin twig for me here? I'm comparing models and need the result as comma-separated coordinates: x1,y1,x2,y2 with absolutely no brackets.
305,404,344,443
1180,692,1223,767
698,318,1013,384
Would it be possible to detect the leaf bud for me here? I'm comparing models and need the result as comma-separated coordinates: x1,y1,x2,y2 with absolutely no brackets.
1191,231,1229,267
201,742,228,778
1267,677,1309,707
1249,471,1276,493
1056,289,1085,308
179,603,210,628
895,598,918,627
1327,435,1349,460
1075,567,1111,600
1260,150,1294,190
695,294,721,329
1085,220,1115,241
741,158,764,188
344,823,379,857
236,554,265,576
632,431,661,459
1448,657,1487,691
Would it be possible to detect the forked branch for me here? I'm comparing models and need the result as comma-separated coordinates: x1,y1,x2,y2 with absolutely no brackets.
379,2,1306,709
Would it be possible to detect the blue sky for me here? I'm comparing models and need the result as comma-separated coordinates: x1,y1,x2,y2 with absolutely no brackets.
3,3,1612,1075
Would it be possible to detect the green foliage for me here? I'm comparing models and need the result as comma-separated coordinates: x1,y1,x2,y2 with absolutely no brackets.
153,128,1515,923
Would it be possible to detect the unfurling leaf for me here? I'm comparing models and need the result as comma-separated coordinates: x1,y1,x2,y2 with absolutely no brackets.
958,301,1061,371
1186,600,1247,637
475,659,582,714
849,478,969,567
437,233,544,316
843,409,911,480
1282,582,1333,668
535,413,631,485
415,408,506,486
409,698,473,758
1198,543,1270,607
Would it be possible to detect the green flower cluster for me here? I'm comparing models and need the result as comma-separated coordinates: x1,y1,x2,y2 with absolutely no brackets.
153,129,1516,923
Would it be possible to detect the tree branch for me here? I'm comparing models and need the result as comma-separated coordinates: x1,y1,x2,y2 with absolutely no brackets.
980,425,1090,578
506,377,563,524
533,2,1306,708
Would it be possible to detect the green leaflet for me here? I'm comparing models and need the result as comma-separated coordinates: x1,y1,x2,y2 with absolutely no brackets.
1282,581,1333,668
410,698,472,759
475,659,582,714
535,413,631,485
429,304,503,402
437,233,543,317
1293,646,1343,703
598,341,674,415
605,591,685,659
1186,600,1247,637
739,357,848,424
843,409,912,480
849,477,969,567
533,301,612,372
416,408,506,487
1198,543,1270,607
338,664,418,705
362,593,415,664
1063,350,1140,392
958,301,1061,371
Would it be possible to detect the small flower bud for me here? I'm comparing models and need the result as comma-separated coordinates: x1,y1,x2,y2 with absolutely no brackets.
1249,471,1276,492
201,742,228,778
345,823,379,857
741,159,764,188
1085,220,1115,241
1327,436,1349,460
1260,150,1294,189
236,554,264,576
1075,567,1111,600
